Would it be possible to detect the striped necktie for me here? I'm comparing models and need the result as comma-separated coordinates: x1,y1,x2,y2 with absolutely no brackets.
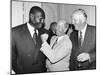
33,29,37,45
78,31,82,47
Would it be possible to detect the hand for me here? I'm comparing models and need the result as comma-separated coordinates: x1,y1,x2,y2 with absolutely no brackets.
41,33,48,43
12,70,15,74
77,53,90,62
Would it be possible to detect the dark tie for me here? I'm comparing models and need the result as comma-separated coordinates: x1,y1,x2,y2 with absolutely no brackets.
77,31,83,69
33,29,37,45
52,38,58,49
78,31,82,47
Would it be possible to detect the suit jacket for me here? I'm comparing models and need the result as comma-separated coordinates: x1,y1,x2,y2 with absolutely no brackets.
41,35,72,71
12,23,48,74
70,25,96,70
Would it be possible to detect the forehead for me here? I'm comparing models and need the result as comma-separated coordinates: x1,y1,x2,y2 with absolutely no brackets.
57,20,66,28
34,12,42,15
58,20,66,25
72,11,84,19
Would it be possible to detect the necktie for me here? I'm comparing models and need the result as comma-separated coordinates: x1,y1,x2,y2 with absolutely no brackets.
52,38,58,49
33,29,37,45
78,31,82,47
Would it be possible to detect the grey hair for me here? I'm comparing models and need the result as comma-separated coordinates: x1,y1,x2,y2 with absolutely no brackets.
73,8,87,19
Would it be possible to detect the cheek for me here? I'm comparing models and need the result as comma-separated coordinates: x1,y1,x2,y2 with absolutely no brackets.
74,20,79,24
35,18,40,23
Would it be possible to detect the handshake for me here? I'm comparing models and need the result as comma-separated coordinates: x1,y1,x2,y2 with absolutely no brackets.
41,33,49,43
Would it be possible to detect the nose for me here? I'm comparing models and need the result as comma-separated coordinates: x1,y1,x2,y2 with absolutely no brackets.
72,20,75,24
40,18,44,23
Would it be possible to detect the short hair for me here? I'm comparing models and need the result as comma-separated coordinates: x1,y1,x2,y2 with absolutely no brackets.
69,24,75,30
65,24,75,34
29,6,45,19
73,9,87,19
50,22,57,29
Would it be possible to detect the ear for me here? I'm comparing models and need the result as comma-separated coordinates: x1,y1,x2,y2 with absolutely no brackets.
29,13,34,19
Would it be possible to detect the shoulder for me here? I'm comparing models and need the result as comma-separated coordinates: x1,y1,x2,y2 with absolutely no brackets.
12,23,27,37
62,35,72,49
63,35,71,43
39,28,49,35
87,25,96,33
12,23,26,30
51,35,57,41
12,23,26,33
87,25,96,30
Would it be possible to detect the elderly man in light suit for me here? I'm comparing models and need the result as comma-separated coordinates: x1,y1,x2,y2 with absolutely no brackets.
40,20,72,72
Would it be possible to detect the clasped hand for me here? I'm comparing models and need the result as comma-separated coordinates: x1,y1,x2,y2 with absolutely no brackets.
41,33,48,43
77,52,90,62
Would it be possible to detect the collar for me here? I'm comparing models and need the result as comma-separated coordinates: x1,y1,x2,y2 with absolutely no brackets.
27,22,35,32
27,22,38,37
81,24,87,34
57,35,66,42
78,24,87,39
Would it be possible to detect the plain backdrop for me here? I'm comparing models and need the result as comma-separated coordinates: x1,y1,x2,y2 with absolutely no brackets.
0,0,100,75
12,1,95,29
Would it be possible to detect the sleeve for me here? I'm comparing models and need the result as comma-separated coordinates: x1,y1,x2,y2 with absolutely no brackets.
89,46,96,63
40,37,72,64
12,29,17,72
89,27,96,63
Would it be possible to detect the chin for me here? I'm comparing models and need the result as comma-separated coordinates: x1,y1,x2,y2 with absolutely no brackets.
75,27,80,31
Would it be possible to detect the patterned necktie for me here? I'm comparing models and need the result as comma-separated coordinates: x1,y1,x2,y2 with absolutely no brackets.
33,29,37,45
78,31,82,47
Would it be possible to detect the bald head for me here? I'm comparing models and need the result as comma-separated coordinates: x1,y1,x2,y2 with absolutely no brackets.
56,20,68,36
57,20,67,29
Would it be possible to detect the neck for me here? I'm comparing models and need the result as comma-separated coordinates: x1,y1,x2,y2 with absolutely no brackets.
58,33,65,37
29,21,36,28
80,23,87,31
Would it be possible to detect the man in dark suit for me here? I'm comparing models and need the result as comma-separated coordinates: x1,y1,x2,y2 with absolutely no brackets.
70,9,96,70
47,22,57,44
12,6,49,74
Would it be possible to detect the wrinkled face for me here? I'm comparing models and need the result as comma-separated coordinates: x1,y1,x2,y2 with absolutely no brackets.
71,12,86,31
56,21,67,36
29,12,44,29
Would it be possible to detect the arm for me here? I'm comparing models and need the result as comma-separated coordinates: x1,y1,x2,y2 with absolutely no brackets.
12,30,17,72
40,37,72,64
77,48,96,63
89,47,96,63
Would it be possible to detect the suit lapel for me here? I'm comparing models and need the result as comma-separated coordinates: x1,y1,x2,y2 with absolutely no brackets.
73,30,79,50
23,23,42,46
50,36,57,48
52,35,66,49
22,23,41,63
80,25,89,51
70,30,79,56
23,23,33,41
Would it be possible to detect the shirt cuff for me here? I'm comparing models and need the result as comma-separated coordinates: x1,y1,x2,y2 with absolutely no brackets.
42,42,47,47
88,54,91,63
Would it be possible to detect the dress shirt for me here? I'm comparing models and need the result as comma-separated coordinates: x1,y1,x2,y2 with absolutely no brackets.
27,22,38,37
78,24,87,45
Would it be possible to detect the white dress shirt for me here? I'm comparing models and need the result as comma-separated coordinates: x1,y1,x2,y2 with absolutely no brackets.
27,22,38,37
78,24,87,45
